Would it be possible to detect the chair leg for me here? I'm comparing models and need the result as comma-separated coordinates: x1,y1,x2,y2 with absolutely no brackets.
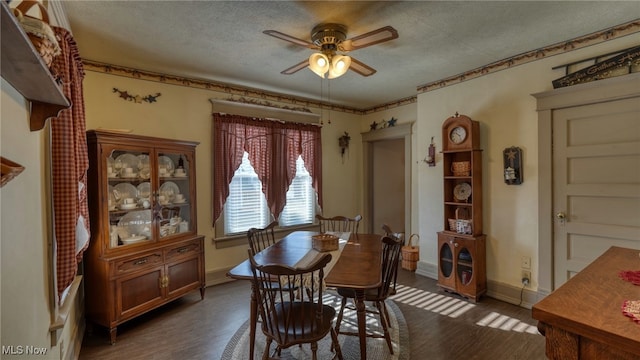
330,327,344,360
376,301,394,354
311,341,318,360
380,300,392,328
263,338,272,360
335,296,347,334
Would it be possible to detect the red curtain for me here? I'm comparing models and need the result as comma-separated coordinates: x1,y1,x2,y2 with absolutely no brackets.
50,27,90,301
212,113,322,224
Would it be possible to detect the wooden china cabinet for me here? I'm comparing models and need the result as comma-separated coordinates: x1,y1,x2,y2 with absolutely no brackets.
84,130,205,344
437,114,486,302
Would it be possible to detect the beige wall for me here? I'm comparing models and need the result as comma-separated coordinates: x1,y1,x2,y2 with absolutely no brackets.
412,34,640,294
1,80,57,358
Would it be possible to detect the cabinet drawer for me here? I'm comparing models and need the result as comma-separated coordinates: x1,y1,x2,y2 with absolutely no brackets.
113,252,163,276
165,240,201,262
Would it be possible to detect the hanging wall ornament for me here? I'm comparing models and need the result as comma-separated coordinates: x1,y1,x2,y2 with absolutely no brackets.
113,88,161,103
338,132,351,163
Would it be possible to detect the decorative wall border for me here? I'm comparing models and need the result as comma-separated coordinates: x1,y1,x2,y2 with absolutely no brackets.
82,60,364,115
82,20,639,114
417,20,640,94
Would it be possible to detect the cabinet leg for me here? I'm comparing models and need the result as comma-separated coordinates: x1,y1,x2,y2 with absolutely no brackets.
109,327,117,345
200,286,205,300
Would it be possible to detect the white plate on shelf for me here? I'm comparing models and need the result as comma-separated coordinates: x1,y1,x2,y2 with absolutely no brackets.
137,182,151,198
159,181,180,202
114,182,137,201
121,235,147,245
158,155,175,175
118,210,152,238
115,153,141,177
137,154,150,169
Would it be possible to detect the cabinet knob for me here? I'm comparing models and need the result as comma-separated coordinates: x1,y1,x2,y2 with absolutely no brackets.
556,212,566,219
454,242,459,248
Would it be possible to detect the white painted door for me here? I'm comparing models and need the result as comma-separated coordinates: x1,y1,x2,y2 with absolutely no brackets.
553,96,640,287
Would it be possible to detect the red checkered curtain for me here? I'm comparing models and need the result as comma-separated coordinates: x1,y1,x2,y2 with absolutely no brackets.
212,113,322,224
49,27,90,301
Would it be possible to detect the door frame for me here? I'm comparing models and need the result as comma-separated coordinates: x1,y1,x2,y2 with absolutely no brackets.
533,72,640,294
361,122,414,234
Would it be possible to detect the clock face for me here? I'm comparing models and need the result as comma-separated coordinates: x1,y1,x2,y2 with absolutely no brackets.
450,126,467,144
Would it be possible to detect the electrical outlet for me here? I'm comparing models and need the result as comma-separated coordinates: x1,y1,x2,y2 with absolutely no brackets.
521,270,531,286
521,256,531,269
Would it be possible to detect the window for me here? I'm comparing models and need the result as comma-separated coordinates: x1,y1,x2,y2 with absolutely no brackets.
280,156,317,227
223,152,317,235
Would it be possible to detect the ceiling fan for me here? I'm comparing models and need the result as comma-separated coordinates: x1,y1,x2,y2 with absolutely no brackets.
263,23,398,78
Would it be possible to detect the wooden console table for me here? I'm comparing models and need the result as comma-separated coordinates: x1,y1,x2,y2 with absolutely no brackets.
532,246,640,359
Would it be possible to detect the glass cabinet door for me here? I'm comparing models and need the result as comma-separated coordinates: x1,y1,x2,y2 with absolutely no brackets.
156,151,193,239
106,148,153,248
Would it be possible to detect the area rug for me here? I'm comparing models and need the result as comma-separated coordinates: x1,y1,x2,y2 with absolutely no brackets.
220,294,409,360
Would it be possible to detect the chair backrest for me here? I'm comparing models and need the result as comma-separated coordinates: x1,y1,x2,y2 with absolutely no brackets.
316,214,362,233
378,235,403,298
248,249,333,347
382,223,405,245
247,221,278,255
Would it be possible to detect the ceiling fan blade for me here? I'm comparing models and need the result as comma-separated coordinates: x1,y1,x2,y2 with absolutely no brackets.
349,57,376,76
263,30,318,49
340,26,399,51
281,59,310,75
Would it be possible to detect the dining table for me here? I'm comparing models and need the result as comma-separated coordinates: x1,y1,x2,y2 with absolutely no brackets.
226,230,383,360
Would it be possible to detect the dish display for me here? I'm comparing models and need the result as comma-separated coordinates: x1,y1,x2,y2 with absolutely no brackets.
121,235,148,245
137,182,151,198
158,155,175,176
159,181,180,202
114,183,138,204
118,210,152,239
137,154,150,169
119,203,138,210
453,182,472,202
108,185,117,208
116,153,141,177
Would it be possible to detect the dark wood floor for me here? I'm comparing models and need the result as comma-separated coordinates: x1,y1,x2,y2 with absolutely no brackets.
79,270,547,359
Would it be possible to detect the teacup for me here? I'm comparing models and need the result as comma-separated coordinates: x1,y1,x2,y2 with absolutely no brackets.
175,194,185,201
124,198,135,205
158,195,166,203
159,167,167,176
124,167,133,174
175,168,185,175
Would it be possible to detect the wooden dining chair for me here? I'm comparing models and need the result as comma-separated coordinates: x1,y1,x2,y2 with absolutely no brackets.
334,235,403,354
382,223,404,295
316,214,362,233
247,221,278,255
248,249,343,360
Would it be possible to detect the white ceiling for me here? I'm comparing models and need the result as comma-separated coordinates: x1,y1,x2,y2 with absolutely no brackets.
61,1,640,109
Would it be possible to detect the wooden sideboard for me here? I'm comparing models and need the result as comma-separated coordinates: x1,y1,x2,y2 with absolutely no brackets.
532,246,640,359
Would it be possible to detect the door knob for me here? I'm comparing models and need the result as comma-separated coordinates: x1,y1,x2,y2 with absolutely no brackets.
556,212,566,219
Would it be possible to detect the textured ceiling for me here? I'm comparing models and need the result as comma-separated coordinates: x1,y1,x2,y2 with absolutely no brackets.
61,1,640,109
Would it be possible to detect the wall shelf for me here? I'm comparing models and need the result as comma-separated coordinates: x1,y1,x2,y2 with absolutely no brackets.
1,1,70,131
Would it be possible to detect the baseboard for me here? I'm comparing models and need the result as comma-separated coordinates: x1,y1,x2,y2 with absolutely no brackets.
414,260,546,309
206,267,236,287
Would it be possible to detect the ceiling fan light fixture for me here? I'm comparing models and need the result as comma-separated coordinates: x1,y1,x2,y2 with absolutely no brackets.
328,55,351,79
309,53,330,78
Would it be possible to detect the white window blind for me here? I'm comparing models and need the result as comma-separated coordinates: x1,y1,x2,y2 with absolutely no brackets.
223,153,316,235
279,156,316,226
224,153,270,234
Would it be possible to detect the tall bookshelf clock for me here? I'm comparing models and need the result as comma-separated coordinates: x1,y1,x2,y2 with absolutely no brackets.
437,113,486,302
